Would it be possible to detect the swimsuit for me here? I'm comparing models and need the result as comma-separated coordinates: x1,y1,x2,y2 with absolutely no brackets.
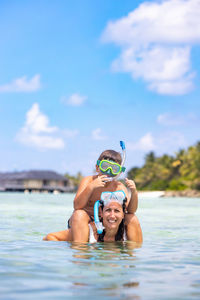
88,224,97,243
88,223,127,243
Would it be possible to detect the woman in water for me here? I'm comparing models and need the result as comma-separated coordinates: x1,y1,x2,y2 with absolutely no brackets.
43,191,143,243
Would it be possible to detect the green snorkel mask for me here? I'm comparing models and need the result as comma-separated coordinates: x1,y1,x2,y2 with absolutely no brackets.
97,141,126,179
96,159,126,177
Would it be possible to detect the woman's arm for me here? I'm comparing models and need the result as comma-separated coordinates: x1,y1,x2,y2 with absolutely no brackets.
43,229,72,241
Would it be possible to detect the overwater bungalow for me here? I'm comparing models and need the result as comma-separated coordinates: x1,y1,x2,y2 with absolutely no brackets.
0,170,74,193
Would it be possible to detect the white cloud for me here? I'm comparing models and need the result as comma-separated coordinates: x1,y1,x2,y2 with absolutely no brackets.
16,103,65,150
157,113,185,126
25,103,58,134
157,112,198,126
127,131,186,154
127,133,156,151
148,72,194,95
0,74,41,92
91,128,107,140
18,133,65,150
102,0,200,95
62,93,87,106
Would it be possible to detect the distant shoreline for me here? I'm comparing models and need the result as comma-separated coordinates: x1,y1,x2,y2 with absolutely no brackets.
0,189,200,198
163,190,200,198
138,191,165,198
138,190,200,198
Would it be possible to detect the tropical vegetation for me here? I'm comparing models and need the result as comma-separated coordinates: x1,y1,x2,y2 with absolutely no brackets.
65,172,83,190
127,141,200,191
65,142,200,192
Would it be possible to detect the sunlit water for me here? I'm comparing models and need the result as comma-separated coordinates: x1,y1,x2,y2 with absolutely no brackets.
0,192,200,300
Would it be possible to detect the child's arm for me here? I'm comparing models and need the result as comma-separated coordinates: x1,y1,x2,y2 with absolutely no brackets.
73,175,109,210
125,178,138,214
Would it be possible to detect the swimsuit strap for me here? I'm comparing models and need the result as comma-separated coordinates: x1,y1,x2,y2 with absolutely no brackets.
88,224,97,243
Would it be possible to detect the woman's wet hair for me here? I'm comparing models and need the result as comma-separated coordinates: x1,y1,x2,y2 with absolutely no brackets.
98,150,122,165
98,199,127,242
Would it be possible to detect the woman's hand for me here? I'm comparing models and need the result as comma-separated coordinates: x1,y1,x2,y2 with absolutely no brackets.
125,178,137,191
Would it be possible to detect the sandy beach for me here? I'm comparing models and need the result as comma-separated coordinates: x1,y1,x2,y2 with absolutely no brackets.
138,190,200,198
138,191,165,198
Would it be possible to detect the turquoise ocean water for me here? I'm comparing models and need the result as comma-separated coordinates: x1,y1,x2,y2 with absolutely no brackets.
0,192,200,300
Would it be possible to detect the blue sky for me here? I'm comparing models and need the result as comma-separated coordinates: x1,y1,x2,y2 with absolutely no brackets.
0,0,200,176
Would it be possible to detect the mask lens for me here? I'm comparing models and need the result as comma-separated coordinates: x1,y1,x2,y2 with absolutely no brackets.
101,192,112,202
111,164,121,174
101,190,126,205
113,190,126,202
100,160,110,171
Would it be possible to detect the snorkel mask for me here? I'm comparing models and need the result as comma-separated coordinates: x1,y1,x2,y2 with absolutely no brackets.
94,190,127,234
96,141,126,180
96,160,125,177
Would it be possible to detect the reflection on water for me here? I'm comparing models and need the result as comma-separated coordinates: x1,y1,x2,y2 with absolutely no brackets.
69,241,140,274
70,241,140,260
69,242,141,298
66,241,141,300
0,193,200,300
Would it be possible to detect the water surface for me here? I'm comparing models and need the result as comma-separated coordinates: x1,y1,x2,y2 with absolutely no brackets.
0,192,200,299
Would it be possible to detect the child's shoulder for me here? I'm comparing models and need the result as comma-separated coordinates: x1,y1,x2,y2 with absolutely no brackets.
107,179,126,190
81,174,97,183
115,180,126,188
115,180,128,192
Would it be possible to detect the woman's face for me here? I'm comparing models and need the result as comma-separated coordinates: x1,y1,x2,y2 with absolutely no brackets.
102,202,124,230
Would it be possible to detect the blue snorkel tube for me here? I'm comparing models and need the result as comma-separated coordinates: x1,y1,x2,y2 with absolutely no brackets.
94,200,104,234
113,140,126,181
94,141,126,234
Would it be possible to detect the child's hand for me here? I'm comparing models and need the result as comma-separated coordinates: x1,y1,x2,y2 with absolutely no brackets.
125,178,137,191
91,175,110,189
